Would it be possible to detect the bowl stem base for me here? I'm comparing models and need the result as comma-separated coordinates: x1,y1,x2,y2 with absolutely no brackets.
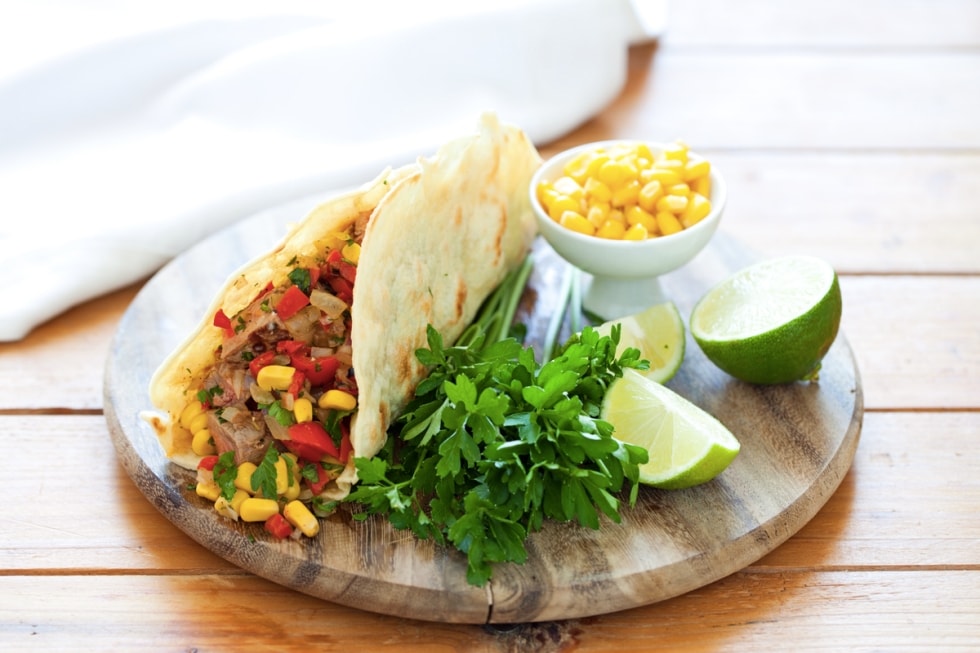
582,274,667,321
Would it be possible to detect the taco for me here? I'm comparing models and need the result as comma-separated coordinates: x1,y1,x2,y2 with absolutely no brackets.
143,114,541,524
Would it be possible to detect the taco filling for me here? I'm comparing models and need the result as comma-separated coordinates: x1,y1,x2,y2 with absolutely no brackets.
178,228,368,534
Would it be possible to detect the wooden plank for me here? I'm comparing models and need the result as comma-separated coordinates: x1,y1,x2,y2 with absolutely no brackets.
709,152,980,274
838,276,980,410
663,0,980,48
545,48,980,150
760,411,980,568
1,570,977,651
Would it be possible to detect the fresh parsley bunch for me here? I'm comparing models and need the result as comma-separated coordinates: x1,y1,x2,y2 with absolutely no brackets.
347,321,649,587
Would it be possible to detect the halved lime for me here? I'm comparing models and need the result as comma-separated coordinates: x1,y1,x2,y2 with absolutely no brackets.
594,302,685,384
602,369,740,489
690,256,842,385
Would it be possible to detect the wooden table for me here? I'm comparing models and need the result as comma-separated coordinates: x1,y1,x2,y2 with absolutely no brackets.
3,1,978,649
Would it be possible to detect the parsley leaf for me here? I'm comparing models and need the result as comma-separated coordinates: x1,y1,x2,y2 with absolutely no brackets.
213,451,238,500
288,267,312,294
251,447,281,499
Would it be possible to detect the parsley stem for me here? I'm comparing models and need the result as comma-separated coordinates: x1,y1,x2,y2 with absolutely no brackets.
569,268,583,335
542,264,574,361
494,254,534,344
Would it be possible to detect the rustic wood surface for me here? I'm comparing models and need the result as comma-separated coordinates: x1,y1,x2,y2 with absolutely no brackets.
2,0,979,649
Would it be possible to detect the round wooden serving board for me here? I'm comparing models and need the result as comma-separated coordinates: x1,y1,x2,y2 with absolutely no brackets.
105,195,863,624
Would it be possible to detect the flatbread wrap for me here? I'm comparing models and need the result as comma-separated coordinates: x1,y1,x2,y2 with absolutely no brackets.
143,114,541,528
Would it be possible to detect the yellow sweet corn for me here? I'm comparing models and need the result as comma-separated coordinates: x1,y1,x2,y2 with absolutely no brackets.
293,397,313,423
682,193,713,227
283,500,320,537
559,211,596,236
256,365,296,392
539,140,713,242
318,389,357,411
341,242,361,264
623,223,649,241
229,489,249,513
239,497,280,522
179,401,205,430
187,411,209,435
191,428,216,456
235,462,258,493
195,480,221,502
596,220,626,240
274,456,290,496
657,211,684,236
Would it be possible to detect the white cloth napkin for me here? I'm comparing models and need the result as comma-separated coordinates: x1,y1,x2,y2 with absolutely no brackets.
0,0,666,341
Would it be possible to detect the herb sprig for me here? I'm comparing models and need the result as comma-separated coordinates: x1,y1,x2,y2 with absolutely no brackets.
347,256,649,586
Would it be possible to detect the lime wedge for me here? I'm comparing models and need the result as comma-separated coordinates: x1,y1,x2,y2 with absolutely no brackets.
690,256,842,385
602,369,740,489
594,302,685,384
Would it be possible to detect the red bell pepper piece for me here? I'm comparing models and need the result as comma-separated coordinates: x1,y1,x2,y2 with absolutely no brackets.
284,422,341,461
276,285,309,320
264,513,293,539
248,350,277,378
197,455,219,471
213,309,234,338
305,462,331,495
327,277,353,304
338,261,357,285
307,266,321,289
287,370,305,397
276,340,309,356
291,355,339,388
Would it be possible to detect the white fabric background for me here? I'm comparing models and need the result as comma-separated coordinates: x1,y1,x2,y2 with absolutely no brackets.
0,0,666,341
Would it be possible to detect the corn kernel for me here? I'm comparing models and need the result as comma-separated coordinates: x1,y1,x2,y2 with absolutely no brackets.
537,183,561,211
341,242,360,264
191,428,216,456
229,489,249,512
637,181,663,213
187,411,209,435
293,397,313,423
624,205,657,231
643,168,682,187
559,211,596,236
656,194,689,214
596,220,626,240
239,497,280,522
667,183,691,197
683,159,711,182
318,389,357,411
610,179,641,208
623,223,650,241
597,160,636,187
179,401,205,430
285,476,301,501
657,211,684,236
562,151,593,183
196,481,221,502
256,365,296,392
682,193,713,227
655,157,685,170
235,462,258,493
635,142,654,162
552,176,584,203
284,500,320,537
274,456,290,496
662,142,689,162
547,195,582,222
586,204,608,227
583,177,612,204
691,175,711,197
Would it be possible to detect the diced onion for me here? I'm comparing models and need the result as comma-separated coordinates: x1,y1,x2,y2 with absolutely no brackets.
310,289,348,319
250,383,275,406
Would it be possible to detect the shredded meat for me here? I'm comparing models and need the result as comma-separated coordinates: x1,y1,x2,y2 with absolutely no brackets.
207,406,271,466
